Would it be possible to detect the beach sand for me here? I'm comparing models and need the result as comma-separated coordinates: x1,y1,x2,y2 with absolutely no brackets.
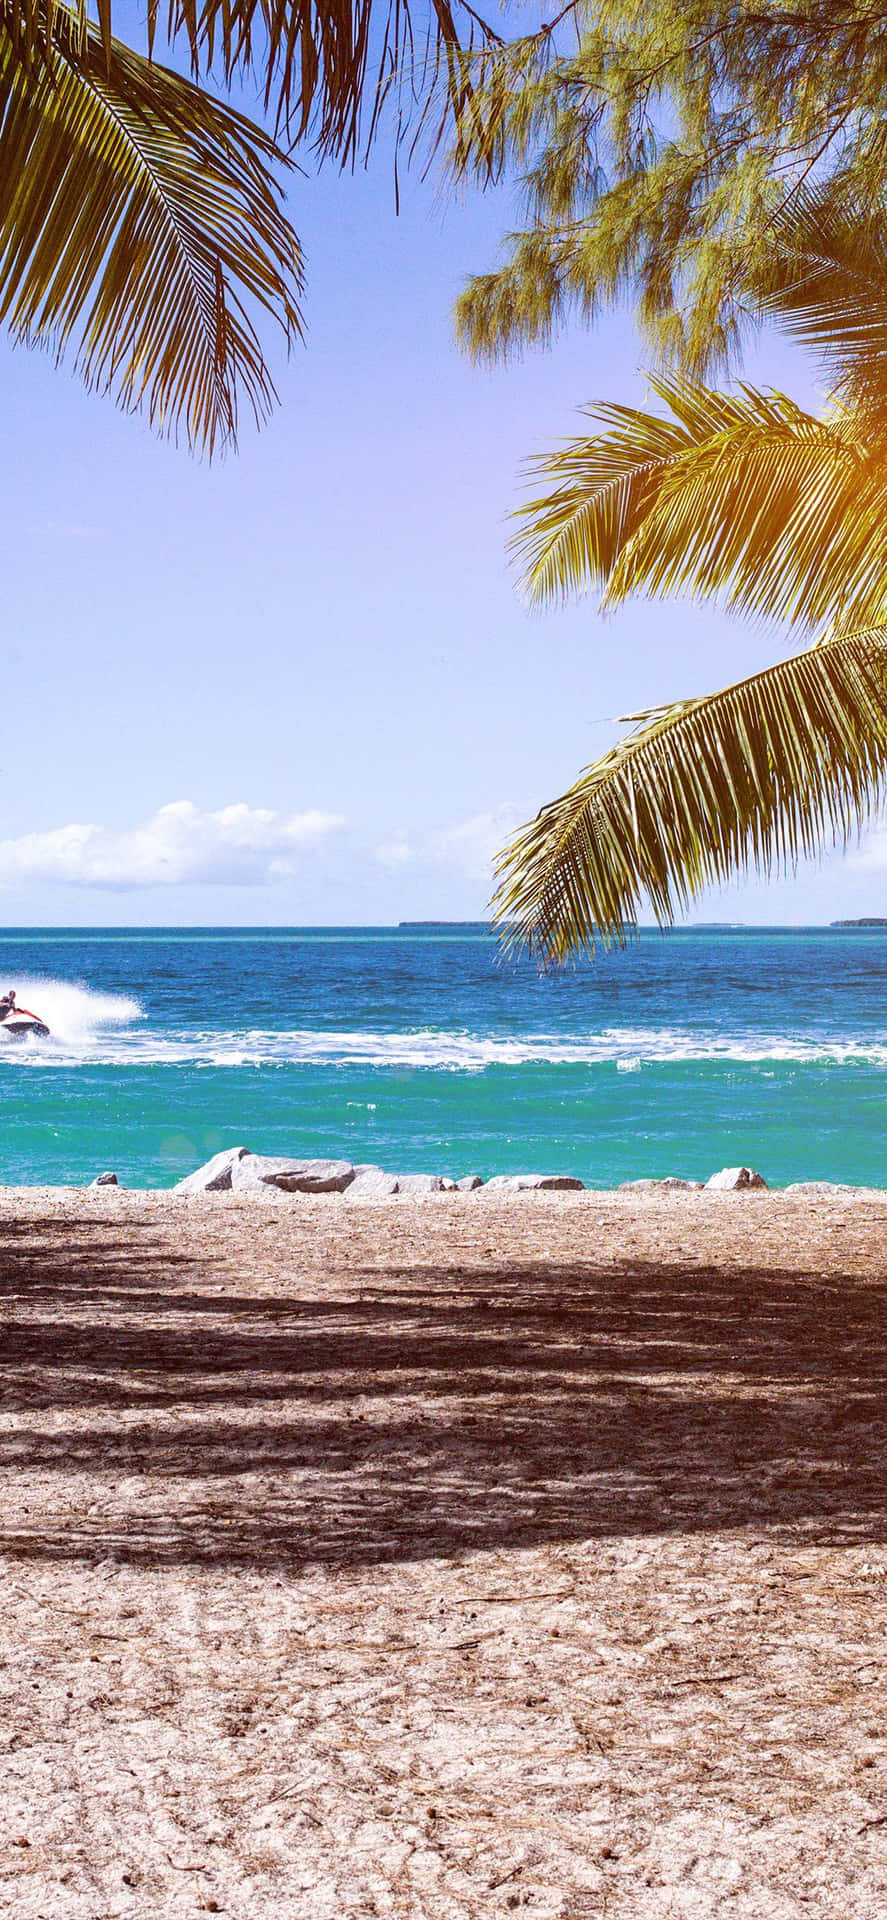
1,1186,886,1917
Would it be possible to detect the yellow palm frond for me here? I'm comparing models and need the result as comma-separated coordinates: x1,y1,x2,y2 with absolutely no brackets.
0,4,303,453
757,187,887,418
0,0,496,161
158,0,496,160
511,395,705,606
513,375,887,632
493,628,887,962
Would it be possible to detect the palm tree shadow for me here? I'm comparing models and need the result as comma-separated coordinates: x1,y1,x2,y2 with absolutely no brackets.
1,1215,885,1570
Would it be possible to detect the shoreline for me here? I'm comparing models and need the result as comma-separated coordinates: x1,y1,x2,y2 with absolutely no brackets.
3,1178,887,1200
6,1143,883,1202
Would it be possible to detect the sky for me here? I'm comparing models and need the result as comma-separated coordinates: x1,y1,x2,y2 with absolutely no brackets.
2,74,885,926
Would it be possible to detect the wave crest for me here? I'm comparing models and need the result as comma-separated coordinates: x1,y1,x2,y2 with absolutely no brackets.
4,1016,887,1070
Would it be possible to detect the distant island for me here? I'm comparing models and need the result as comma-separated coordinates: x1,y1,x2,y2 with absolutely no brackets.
831,918,887,927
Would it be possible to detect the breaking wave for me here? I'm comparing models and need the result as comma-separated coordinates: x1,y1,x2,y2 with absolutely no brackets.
4,1009,887,1070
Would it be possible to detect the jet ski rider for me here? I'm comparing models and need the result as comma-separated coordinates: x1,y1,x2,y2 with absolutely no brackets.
0,989,16,1020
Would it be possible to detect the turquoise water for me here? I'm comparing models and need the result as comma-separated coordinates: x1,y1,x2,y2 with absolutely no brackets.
1,924,886,1188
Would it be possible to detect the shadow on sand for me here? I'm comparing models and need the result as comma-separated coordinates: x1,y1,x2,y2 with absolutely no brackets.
1,1213,886,1571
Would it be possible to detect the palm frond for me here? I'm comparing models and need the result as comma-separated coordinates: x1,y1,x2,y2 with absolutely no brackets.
493,628,887,963
159,0,498,160
512,381,768,607
0,3,303,453
756,186,887,418
0,0,89,65
0,0,497,161
513,374,887,632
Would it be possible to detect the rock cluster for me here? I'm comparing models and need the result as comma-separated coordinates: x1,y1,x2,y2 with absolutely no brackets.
85,1156,879,1195
166,1153,776,1196
170,1152,487,1196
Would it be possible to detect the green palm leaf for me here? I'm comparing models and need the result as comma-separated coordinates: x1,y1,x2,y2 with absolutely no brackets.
500,190,887,961
0,4,303,452
512,395,705,606
513,375,887,632
493,629,887,962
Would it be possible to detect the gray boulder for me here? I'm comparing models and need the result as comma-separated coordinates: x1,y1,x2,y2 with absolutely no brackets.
485,1173,585,1193
619,1177,703,1192
394,1173,445,1194
89,1171,119,1188
174,1146,250,1194
456,1175,484,1191
346,1169,400,1199
705,1166,769,1191
231,1154,355,1194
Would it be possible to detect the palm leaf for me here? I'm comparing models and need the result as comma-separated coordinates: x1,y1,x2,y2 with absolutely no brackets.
513,374,887,632
493,628,887,962
756,186,887,417
0,4,303,452
512,398,705,606
0,0,497,160
159,0,498,160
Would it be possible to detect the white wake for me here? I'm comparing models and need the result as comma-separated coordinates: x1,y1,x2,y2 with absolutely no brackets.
0,975,142,1052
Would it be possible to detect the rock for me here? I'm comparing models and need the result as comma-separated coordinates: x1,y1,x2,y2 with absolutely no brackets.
456,1175,484,1191
231,1155,355,1194
441,1177,457,1191
705,1166,769,1191
89,1171,119,1188
393,1173,445,1194
619,1177,703,1192
174,1146,250,1194
484,1174,586,1192
346,1169,400,1199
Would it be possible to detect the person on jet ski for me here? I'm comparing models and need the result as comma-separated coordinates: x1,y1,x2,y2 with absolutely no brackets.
0,989,16,1020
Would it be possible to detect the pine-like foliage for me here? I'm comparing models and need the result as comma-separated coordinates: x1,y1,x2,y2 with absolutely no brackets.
453,1,887,374
494,194,887,958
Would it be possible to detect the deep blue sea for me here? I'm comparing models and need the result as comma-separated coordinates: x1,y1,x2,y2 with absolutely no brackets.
1,924,886,1188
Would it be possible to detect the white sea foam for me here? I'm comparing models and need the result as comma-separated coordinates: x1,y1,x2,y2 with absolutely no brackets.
4,1007,887,1070
0,976,142,1053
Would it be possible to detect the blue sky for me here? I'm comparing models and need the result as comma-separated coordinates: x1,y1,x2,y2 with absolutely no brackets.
1,117,884,925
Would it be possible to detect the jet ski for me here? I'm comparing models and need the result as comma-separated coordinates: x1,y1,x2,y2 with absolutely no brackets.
1,1006,49,1039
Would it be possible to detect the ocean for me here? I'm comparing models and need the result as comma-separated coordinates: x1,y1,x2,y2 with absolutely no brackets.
0,924,885,1189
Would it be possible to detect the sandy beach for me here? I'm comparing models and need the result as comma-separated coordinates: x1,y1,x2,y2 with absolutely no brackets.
2,1186,886,1917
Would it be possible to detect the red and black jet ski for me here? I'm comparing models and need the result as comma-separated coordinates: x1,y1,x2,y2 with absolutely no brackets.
1,1005,49,1039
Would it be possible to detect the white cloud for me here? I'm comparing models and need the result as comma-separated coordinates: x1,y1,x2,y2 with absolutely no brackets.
0,802,345,890
429,804,523,881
